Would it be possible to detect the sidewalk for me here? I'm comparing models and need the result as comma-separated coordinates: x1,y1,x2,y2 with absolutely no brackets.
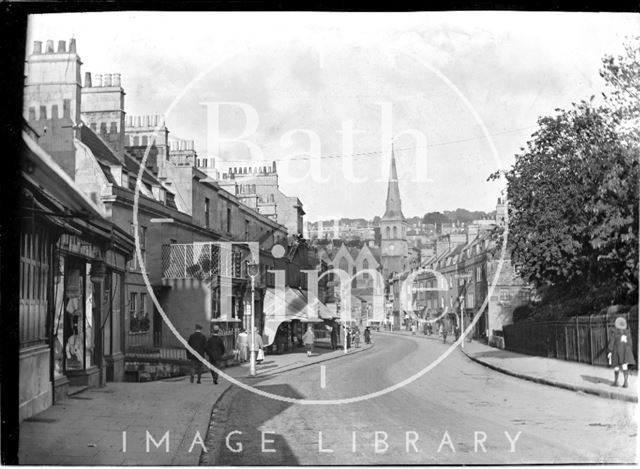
461,340,637,403
18,342,373,465
377,329,638,403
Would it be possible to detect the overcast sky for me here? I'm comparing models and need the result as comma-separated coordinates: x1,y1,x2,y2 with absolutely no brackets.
27,12,640,221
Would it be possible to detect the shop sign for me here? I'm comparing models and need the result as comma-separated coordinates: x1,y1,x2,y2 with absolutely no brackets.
60,234,100,259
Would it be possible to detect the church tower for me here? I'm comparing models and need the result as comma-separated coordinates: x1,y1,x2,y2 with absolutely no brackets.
380,150,408,279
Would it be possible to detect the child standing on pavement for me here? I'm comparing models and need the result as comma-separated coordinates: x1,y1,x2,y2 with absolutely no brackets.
608,317,636,388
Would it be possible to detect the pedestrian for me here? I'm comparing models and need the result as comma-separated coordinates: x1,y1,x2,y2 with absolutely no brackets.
441,321,448,344
608,317,636,388
237,328,249,363
206,325,225,385
206,324,225,384
186,324,207,384
249,327,264,364
302,325,315,357
353,326,360,348
364,326,371,344
330,323,338,350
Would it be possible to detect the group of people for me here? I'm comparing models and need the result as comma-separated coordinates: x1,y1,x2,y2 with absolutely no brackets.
186,324,225,385
187,324,265,384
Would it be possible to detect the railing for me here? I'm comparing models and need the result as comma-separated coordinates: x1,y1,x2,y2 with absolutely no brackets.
161,243,246,280
503,312,638,366
125,330,239,363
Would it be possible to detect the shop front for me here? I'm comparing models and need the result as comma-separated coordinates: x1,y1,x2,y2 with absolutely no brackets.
52,232,131,397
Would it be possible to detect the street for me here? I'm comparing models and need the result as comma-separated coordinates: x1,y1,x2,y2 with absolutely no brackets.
204,332,636,465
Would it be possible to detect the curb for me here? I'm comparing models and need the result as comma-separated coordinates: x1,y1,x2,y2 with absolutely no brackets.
199,383,234,466
461,349,638,404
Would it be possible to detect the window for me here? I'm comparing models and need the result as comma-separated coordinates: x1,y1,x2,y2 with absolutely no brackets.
204,197,210,229
393,226,397,238
129,225,138,270
227,207,232,233
245,219,250,240
518,289,531,302
386,226,390,238
129,292,137,331
139,292,149,331
500,288,510,302
140,226,147,266
467,292,475,308
339,258,349,273
476,266,481,282
362,259,369,280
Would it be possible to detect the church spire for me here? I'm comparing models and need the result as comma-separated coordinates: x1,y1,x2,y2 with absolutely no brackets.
382,146,404,220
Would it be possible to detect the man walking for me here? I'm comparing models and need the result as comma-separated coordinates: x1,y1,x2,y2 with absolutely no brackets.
206,325,226,385
186,324,207,384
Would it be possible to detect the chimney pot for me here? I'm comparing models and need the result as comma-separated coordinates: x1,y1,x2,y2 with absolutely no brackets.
84,72,92,88
103,73,112,87
57,40,66,53
33,41,42,55
112,73,121,87
94,74,102,87
45,40,54,54
69,38,76,53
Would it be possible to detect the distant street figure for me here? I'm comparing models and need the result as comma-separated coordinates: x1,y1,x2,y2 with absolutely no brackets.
353,326,361,348
186,324,207,384
302,325,315,357
364,326,371,344
206,325,225,385
330,323,338,350
237,328,249,363
441,322,448,344
608,317,636,388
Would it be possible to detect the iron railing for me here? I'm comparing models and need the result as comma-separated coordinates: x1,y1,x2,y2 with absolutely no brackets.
503,312,638,366
161,243,246,280
125,330,238,363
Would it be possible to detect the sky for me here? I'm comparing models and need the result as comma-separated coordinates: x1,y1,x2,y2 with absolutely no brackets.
27,12,640,221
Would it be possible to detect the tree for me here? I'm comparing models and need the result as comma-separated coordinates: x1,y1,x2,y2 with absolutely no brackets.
422,211,449,225
494,38,639,313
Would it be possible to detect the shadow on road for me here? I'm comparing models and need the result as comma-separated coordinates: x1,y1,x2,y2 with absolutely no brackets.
580,374,611,385
204,383,303,465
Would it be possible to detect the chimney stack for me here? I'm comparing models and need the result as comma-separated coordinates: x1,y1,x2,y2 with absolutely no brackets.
45,40,54,54
84,72,92,88
33,41,42,55
69,38,76,53
57,40,66,53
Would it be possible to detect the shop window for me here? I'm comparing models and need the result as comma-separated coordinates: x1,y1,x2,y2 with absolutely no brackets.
53,259,94,373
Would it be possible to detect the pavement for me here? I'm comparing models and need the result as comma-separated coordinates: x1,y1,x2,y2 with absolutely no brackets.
18,342,373,465
378,329,638,403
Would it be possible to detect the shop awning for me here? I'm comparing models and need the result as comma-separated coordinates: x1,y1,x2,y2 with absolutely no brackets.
262,287,328,346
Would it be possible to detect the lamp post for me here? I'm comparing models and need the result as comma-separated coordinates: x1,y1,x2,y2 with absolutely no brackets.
247,259,259,377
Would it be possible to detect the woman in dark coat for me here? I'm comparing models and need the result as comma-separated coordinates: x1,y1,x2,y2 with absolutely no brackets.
608,317,636,388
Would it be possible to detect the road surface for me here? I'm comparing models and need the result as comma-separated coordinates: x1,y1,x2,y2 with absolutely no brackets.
204,332,636,465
